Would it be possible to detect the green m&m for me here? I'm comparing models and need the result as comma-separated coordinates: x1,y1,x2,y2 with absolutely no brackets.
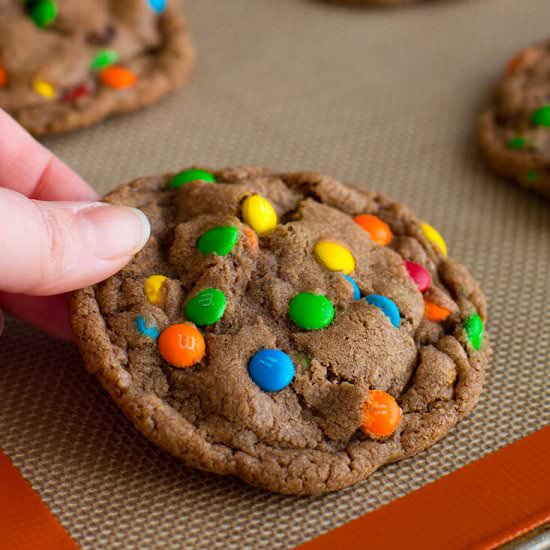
27,0,58,28
531,105,550,127
526,170,539,183
197,226,238,256
464,313,483,351
506,136,528,150
90,49,119,71
185,288,226,326
288,292,335,330
170,169,216,189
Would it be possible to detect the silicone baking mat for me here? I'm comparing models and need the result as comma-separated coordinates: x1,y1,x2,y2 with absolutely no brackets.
1,0,549,548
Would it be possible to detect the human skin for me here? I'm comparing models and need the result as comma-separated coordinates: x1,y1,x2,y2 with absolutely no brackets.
0,109,150,340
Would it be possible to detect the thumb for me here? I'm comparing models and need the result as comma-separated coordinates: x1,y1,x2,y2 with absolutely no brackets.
0,188,150,295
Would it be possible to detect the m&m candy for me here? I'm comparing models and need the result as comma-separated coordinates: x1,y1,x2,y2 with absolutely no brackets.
293,351,311,370
421,223,447,256
144,275,168,305
158,323,205,368
526,170,539,183
171,169,216,189
27,0,58,28
505,48,540,76
314,240,355,275
248,349,295,392
361,390,402,438
342,274,360,300
147,0,167,12
288,292,335,330
241,194,278,235
99,66,137,89
33,79,56,99
531,105,550,127
243,225,259,252
63,82,93,103
197,226,238,256
506,136,528,151
185,288,226,326
0,68,7,88
90,49,119,71
404,260,431,292
464,313,483,350
86,24,117,46
365,294,400,328
353,214,392,246
135,316,160,339
423,299,450,322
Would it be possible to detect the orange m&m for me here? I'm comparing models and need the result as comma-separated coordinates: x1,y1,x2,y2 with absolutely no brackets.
505,48,541,76
243,225,259,252
99,66,137,89
361,390,402,438
0,67,7,88
424,299,451,322
354,214,393,246
158,323,205,368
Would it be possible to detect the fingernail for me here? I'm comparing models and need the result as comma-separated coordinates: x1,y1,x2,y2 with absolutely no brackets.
77,204,151,260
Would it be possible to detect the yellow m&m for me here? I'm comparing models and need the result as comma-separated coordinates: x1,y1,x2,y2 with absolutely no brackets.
144,275,168,305
241,194,278,235
314,240,355,275
421,223,447,256
33,79,56,99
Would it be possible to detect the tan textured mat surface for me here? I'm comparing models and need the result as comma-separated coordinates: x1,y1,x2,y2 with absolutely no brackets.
1,0,549,548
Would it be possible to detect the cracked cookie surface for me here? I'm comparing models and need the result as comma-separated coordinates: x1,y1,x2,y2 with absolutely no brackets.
479,39,550,198
0,0,193,135
71,166,490,495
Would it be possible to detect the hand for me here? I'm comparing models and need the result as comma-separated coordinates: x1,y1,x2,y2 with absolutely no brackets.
0,110,150,340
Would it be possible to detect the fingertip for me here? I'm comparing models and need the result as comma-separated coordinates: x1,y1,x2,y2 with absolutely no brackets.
76,203,151,260
0,293,74,341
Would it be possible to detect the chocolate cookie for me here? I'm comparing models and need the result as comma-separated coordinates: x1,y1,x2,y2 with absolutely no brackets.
0,0,193,135
71,166,490,495
479,40,550,198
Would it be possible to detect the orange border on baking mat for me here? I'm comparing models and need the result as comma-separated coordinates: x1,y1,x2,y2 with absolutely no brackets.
297,426,550,550
0,449,79,549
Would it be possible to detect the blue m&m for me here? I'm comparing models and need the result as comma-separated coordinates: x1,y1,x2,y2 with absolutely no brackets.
147,0,167,12
248,349,295,392
365,294,400,328
135,316,160,339
342,274,360,300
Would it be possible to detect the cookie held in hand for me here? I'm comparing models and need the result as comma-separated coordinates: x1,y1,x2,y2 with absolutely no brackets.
479,39,550,198
71,166,490,495
0,0,194,135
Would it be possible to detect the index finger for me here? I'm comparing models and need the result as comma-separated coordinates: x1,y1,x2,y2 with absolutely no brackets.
0,109,98,201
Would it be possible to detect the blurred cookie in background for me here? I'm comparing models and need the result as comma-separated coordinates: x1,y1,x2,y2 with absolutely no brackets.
0,0,194,135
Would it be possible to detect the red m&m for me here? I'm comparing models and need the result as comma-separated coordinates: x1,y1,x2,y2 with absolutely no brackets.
404,260,431,292
63,82,93,103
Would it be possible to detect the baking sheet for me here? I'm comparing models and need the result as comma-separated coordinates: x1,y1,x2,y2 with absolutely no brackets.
1,0,549,547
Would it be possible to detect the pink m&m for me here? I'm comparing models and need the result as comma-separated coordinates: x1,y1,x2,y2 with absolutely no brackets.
404,260,431,292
